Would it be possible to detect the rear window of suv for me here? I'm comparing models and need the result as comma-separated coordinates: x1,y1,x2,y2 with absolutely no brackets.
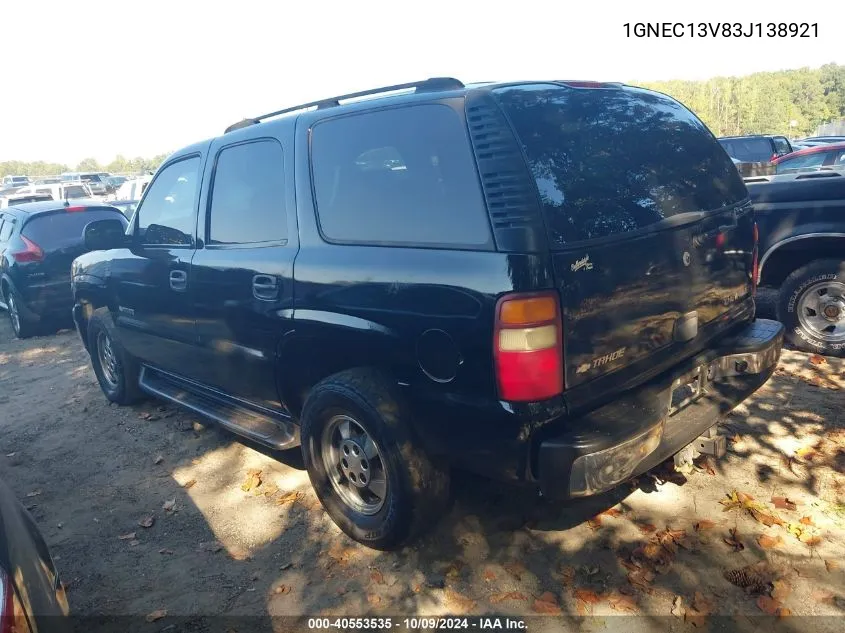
22,208,126,249
311,104,492,249
494,84,748,246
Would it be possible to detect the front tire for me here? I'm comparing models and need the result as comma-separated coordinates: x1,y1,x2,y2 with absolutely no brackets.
300,369,450,550
778,259,845,357
87,309,143,404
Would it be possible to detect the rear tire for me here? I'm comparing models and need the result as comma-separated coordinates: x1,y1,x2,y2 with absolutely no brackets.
300,369,450,549
87,308,144,404
778,259,845,358
5,289,38,339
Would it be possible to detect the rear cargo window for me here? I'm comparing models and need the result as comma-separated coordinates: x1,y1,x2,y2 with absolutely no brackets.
311,104,491,248
719,138,774,162
22,209,126,249
495,84,747,246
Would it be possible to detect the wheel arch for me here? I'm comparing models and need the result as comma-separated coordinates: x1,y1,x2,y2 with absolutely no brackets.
759,233,845,287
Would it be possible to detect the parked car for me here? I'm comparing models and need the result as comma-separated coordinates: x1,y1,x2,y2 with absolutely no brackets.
60,172,108,196
718,135,793,163
0,192,54,208
795,136,845,144
773,141,845,174
105,175,128,194
1,175,30,187
748,171,845,356
114,175,151,201
16,182,94,201
0,476,71,632
1,199,128,338
71,78,783,549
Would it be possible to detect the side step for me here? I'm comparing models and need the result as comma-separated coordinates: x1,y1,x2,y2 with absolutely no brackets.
139,366,299,450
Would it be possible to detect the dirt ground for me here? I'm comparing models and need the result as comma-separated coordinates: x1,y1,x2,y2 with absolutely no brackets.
1,306,844,632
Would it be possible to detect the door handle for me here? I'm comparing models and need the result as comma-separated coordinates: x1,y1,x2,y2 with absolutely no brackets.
170,269,187,292
252,274,279,300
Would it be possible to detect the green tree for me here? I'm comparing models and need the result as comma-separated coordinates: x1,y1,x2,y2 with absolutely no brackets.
76,157,101,172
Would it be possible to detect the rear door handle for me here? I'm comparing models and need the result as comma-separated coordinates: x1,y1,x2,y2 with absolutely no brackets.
252,274,279,300
170,269,187,291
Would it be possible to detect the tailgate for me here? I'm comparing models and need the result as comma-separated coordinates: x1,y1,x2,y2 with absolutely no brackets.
493,83,754,388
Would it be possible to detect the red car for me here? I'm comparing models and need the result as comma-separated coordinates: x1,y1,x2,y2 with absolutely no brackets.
773,141,845,173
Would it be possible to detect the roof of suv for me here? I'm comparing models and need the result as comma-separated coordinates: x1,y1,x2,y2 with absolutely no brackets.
2,199,110,216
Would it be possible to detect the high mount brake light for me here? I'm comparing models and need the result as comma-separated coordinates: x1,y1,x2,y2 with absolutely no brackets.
493,293,564,402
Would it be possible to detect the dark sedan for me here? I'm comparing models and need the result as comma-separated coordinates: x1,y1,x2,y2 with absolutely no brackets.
0,200,128,338
0,477,71,632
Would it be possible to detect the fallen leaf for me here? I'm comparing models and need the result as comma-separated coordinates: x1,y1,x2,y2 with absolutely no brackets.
241,470,262,492
685,609,707,628
779,607,792,617
796,447,817,461
601,508,623,518
787,523,804,539
771,497,797,511
587,516,603,530
489,591,528,604
260,483,279,498
724,528,744,551
695,519,716,532
444,589,476,613
367,594,381,606
627,568,655,592
483,570,496,582
576,600,589,616
825,560,840,573
533,592,561,615
574,588,602,604
692,592,715,615
799,516,816,526
737,491,755,504
118,532,136,540
671,595,684,618
162,499,176,512
138,515,155,528
128,540,140,547
749,507,785,527
370,570,385,585
801,535,822,547
26,490,42,498
276,491,303,505
559,565,575,587
636,522,658,534
182,479,196,489
154,455,164,465
274,584,292,595
809,354,827,365
503,560,527,581
771,580,791,602
159,548,174,555
145,609,167,622
757,534,784,549
757,595,781,615
607,591,638,613
5,452,17,458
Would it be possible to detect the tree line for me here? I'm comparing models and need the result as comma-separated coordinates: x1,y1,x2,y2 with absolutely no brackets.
2,63,844,178
0,154,170,178
636,63,844,138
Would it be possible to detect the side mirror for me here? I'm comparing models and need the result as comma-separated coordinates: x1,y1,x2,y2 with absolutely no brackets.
84,218,127,251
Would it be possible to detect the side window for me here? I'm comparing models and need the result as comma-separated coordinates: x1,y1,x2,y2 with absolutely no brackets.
311,104,491,248
833,151,845,165
136,156,201,246
0,218,14,241
778,152,828,172
208,140,286,245
773,137,791,154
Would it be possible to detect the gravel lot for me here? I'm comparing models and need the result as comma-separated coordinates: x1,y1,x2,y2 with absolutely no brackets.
0,310,843,631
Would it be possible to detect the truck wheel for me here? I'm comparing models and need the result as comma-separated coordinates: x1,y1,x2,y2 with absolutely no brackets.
5,289,38,339
300,369,450,550
87,309,144,404
778,259,845,358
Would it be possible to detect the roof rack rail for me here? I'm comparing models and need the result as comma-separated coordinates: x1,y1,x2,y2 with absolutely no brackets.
224,77,464,134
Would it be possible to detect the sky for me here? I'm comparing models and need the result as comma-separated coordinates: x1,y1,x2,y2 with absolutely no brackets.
1,0,841,165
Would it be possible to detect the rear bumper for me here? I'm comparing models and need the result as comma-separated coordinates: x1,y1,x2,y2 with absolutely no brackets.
536,318,784,499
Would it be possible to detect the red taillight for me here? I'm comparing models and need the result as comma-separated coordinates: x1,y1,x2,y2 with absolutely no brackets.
0,566,29,633
752,222,759,296
11,236,43,263
494,292,563,402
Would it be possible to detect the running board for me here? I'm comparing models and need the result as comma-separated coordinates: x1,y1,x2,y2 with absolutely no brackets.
138,366,299,450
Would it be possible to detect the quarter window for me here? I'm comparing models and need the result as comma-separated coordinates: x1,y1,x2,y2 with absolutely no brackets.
136,157,201,246
311,104,491,248
208,140,286,245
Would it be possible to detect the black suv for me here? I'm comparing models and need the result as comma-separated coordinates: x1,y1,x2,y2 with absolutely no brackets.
0,200,128,337
71,78,784,549
718,135,794,163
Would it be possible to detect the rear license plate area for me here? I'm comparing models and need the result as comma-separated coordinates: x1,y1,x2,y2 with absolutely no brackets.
669,366,707,415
